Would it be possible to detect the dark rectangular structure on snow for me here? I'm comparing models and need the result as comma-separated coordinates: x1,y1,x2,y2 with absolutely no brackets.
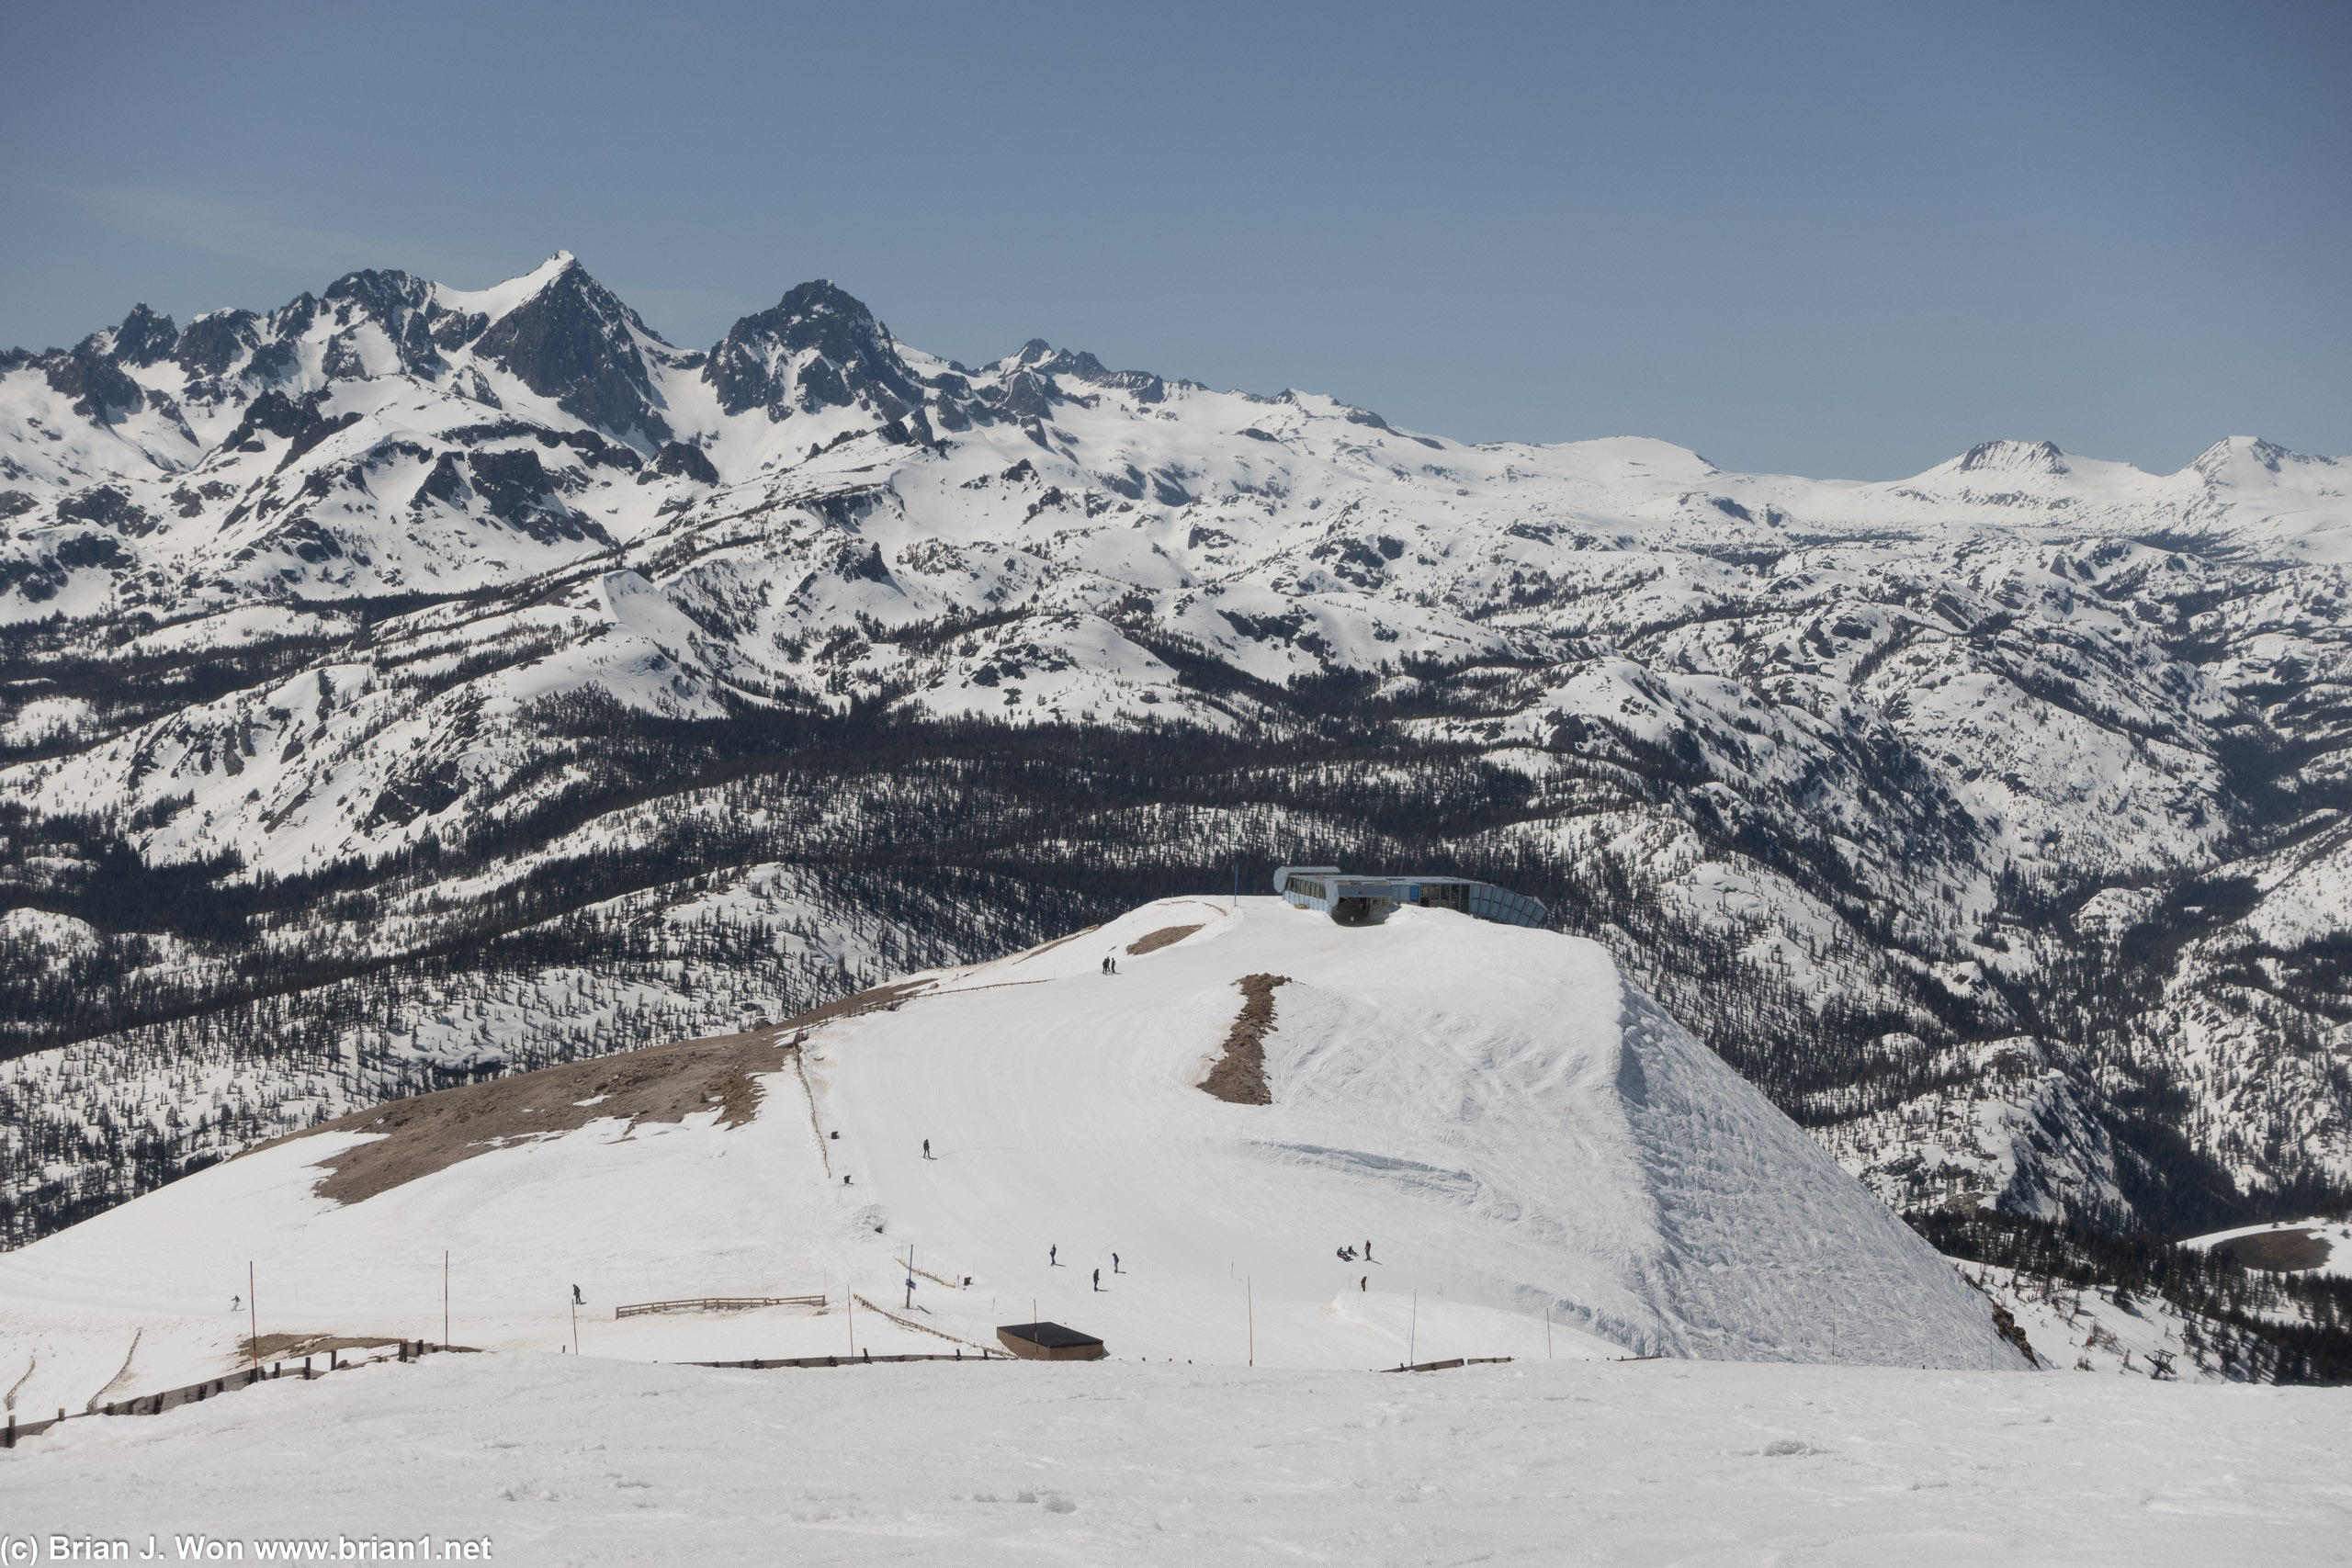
1272,865,1547,929
995,1322,1106,1361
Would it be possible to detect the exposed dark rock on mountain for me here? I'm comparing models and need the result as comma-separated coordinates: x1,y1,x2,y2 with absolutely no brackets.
471,256,673,444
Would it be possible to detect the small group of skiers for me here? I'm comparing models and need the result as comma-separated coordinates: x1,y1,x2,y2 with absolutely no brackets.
1099,953,1120,975
1335,1239,1375,1263
1046,1245,1124,1290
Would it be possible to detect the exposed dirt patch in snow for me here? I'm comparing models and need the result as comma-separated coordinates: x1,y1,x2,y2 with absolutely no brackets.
239,1333,403,1360
2213,1229,2333,1271
1126,923,1204,956
1200,973,1289,1105
771,978,933,1035
276,979,929,1207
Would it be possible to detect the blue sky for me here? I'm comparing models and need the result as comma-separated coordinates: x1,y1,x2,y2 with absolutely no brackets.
3,0,2345,478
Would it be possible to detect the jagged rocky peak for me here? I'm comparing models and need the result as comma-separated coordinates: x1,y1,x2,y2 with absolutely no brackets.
172,309,263,383
1951,438,2070,476
703,278,925,424
999,337,1169,400
41,339,148,422
107,304,181,367
2189,434,2318,483
470,254,673,447
315,267,454,380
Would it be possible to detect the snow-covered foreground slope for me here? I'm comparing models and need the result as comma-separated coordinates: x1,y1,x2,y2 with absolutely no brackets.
6,1353,2346,1567
0,898,2012,1419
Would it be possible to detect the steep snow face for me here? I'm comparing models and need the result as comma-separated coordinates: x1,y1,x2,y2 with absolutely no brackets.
0,898,2012,1416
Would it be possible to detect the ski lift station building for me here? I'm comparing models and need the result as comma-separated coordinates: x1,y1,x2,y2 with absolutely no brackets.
1273,866,1548,929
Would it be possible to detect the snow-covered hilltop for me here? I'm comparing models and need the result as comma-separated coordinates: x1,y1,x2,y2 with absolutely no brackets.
2,255,2349,1266
0,897,2018,1419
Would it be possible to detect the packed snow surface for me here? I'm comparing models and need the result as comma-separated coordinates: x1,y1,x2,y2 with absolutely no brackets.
0,899,2010,1417
6,1353,2346,1567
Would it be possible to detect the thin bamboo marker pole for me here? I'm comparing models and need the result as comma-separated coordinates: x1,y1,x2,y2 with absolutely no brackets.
443,1250,450,1348
1247,1276,1253,1367
1546,1305,1552,1359
249,1261,259,1374
571,1296,579,1356
1408,1291,1418,1367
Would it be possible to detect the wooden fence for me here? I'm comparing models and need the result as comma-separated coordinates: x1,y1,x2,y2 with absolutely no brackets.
1382,1356,1516,1373
614,1294,826,1320
681,1349,1004,1369
5,1341,457,1450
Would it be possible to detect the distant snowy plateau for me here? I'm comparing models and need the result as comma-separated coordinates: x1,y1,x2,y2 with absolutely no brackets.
3,253,2350,1257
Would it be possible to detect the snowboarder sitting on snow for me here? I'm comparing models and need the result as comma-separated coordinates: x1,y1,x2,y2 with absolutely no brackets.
1338,1246,1358,1261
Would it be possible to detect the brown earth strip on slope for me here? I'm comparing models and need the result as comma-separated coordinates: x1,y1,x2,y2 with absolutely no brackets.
1200,974,1291,1105
1127,923,1204,956
261,979,932,1206
239,1333,403,1360
2213,1229,2332,1271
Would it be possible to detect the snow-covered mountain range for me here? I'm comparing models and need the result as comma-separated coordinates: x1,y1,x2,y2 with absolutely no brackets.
3,254,2349,1250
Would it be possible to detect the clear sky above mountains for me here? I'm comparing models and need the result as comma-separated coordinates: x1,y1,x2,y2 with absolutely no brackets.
3,0,2345,479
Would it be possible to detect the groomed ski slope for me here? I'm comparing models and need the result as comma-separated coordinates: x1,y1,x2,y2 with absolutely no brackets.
817,897,2007,1370
0,898,2012,1416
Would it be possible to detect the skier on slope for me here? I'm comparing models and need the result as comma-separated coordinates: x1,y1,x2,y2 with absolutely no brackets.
1093,1269,1102,1292
923,1138,932,1159
1365,1239,1374,1262
1112,1253,1120,1274
572,1284,583,1306
1050,1244,1057,1266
